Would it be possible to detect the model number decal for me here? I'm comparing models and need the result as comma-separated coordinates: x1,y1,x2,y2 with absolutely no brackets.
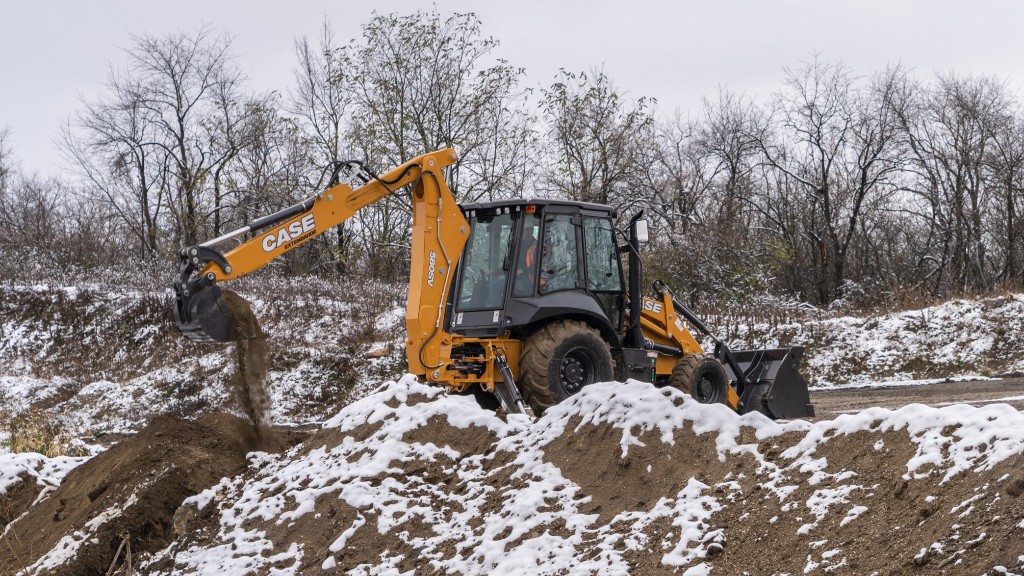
642,299,663,314
427,251,437,288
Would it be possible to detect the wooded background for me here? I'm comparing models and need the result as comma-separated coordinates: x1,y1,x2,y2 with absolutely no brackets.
2,11,1021,309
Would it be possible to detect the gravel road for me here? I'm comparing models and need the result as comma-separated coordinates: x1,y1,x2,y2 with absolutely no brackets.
809,377,1024,420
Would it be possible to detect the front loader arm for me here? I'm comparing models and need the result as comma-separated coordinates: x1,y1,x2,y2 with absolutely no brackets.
174,149,469,379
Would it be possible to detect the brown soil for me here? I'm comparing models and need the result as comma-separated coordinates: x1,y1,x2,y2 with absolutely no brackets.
705,429,1024,575
0,475,41,530
223,290,272,429
0,413,298,576
543,417,732,524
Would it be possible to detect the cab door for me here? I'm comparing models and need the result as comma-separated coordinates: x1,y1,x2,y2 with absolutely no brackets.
582,216,625,330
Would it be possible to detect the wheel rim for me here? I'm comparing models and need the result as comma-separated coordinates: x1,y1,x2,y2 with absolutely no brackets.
694,373,722,403
559,346,597,394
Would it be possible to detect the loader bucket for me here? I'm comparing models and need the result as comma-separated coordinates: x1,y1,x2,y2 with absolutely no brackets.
723,346,815,419
173,283,234,343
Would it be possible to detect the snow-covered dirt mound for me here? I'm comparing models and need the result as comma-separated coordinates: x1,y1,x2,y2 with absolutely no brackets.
39,376,1009,575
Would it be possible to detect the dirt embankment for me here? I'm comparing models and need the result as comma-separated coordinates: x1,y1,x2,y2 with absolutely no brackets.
131,381,1024,575
0,290,298,575
5,378,1024,574
0,413,299,575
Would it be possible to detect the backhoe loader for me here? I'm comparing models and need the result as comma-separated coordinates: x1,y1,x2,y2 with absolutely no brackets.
173,149,814,418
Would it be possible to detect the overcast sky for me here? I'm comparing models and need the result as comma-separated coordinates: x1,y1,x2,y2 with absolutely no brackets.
3,0,1023,175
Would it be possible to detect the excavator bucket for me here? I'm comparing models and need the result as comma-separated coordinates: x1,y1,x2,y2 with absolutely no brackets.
724,346,815,419
173,283,234,343
173,245,237,343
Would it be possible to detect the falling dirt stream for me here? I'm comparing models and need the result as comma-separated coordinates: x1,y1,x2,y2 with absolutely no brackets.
223,290,272,429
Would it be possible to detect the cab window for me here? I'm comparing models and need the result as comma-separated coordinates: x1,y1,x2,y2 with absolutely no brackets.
512,213,541,297
584,217,622,292
539,214,579,294
455,212,515,310
583,216,624,327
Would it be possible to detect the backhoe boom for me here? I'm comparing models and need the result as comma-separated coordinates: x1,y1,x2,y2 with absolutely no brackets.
173,149,468,379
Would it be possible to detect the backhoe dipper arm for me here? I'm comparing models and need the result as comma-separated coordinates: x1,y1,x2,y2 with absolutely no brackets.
173,149,469,379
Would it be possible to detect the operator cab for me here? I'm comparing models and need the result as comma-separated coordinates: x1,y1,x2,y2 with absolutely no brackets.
448,199,626,343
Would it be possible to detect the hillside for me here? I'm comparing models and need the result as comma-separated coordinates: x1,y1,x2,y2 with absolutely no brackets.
2,285,1022,441
2,284,1024,574
0,280,407,439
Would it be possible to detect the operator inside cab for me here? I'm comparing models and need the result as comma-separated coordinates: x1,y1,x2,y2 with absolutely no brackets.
514,212,580,296
515,217,541,295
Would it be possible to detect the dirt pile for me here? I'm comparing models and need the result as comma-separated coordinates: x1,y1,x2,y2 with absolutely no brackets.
707,429,1024,575
223,290,272,429
137,379,1024,575
0,413,297,576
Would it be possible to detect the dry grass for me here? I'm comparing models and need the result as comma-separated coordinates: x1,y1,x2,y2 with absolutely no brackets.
6,409,89,458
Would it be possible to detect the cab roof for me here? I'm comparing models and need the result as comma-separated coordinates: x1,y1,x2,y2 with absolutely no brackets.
460,197,615,217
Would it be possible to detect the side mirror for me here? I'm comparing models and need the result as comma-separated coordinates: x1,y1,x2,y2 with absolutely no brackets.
634,219,649,244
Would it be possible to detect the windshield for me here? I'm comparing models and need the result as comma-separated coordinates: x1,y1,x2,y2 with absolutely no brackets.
455,212,515,310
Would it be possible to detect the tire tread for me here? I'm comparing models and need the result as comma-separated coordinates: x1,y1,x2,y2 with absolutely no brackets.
520,320,605,414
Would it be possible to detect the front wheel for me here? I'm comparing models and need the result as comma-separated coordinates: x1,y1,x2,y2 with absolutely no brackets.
668,354,730,404
519,320,613,415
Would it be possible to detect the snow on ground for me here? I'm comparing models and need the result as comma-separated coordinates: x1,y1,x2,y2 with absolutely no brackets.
3,287,1024,573
0,283,408,434
708,293,1024,386
139,376,1024,575
0,452,86,497
1,285,1021,439
0,375,69,414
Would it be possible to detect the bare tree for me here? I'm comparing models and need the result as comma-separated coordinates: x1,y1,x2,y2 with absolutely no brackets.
346,11,531,194
63,27,256,257
985,109,1024,286
61,70,166,259
128,27,243,246
223,96,331,275
753,57,902,304
648,112,713,237
0,127,11,197
889,71,1014,294
338,10,533,277
698,89,764,221
291,20,357,273
204,64,261,237
541,68,656,214
658,91,767,294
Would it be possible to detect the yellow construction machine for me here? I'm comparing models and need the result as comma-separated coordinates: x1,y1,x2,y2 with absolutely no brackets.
173,149,813,418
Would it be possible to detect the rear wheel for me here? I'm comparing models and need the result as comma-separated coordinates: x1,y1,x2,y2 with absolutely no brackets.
669,354,729,404
519,320,613,415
